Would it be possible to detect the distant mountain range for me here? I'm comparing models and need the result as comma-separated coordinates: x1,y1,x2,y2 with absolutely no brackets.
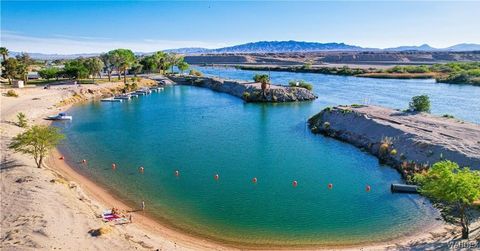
10,41,480,59
166,41,480,54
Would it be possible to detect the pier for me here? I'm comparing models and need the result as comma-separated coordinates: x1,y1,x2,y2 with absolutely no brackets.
391,184,419,194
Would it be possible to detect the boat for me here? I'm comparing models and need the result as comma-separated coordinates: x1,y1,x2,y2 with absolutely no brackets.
127,92,139,98
46,112,72,120
135,88,152,94
101,98,122,102
114,94,131,100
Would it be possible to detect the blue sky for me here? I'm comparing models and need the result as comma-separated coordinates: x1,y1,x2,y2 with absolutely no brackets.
2,1,480,53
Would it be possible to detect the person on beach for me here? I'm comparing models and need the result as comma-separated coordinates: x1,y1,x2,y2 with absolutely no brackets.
141,201,145,211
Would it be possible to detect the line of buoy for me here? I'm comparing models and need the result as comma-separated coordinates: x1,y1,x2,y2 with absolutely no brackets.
98,162,373,192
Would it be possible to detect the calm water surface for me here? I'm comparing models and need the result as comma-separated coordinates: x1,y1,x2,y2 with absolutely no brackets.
57,68,480,246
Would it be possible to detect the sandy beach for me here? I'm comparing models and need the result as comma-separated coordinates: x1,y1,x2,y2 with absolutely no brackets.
1,82,476,250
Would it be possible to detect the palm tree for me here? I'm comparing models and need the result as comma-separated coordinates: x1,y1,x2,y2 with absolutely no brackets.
85,57,104,84
0,47,8,62
253,74,270,98
16,53,33,84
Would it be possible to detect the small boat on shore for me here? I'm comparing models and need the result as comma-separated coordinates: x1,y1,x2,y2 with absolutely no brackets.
46,112,72,120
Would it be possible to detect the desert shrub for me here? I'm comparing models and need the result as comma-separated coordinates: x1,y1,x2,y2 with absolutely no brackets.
88,226,112,237
302,62,312,69
189,69,203,77
379,136,394,155
131,81,138,91
242,92,250,101
17,112,28,128
6,90,19,97
442,114,454,119
409,95,431,113
288,80,313,91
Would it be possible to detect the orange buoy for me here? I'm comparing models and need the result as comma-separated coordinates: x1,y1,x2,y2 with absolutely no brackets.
112,163,116,170
214,174,219,181
139,166,144,173
175,170,180,177
293,180,298,187
366,185,371,192
252,177,257,183
328,183,333,189
59,156,65,160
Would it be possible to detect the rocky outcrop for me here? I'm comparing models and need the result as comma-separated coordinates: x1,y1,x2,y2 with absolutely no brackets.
146,75,176,86
309,105,480,178
167,75,317,103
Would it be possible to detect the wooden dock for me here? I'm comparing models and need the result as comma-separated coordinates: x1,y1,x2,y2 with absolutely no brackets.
391,184,419,193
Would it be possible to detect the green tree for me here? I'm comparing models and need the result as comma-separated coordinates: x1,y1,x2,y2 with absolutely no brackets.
63,59,89,79
108,49,135,83
100,53,115,81
0,47,8,62
130,61,143,77
16,112,28,128
9,125,65,168
177,60,189,73
409,95,431,113
253,74,270,97
139,55,158,73
167,53,184,73
84,57,104,84
152,51,170,74
414,161,480,239
16,53,33,84
38,67,60,80
2,58,21,85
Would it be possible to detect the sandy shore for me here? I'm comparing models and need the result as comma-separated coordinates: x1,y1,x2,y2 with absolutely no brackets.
1,82,475,250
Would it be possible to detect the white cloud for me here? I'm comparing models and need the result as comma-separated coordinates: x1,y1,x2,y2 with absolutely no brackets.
1,31,231,54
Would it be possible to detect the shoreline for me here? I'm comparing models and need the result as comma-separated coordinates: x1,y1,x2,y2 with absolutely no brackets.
46,148,230,250
308,105,480,175
200,64,479,86
49,148,448,250
1,82,463,250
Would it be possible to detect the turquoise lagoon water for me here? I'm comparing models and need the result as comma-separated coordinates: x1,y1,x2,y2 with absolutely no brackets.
57,68,480,246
